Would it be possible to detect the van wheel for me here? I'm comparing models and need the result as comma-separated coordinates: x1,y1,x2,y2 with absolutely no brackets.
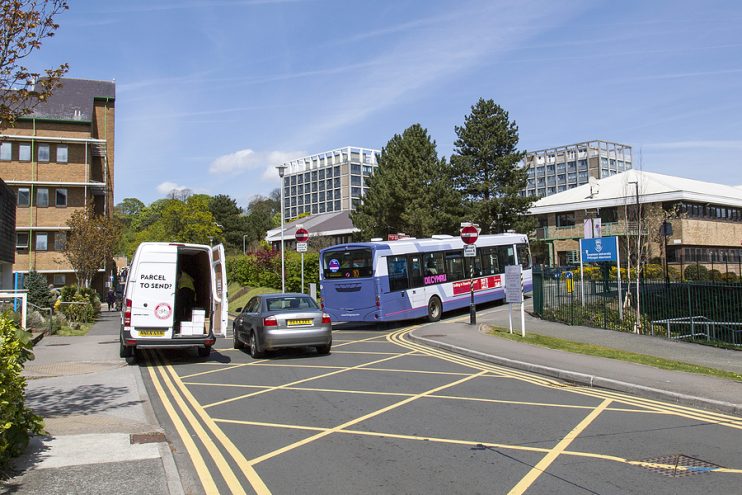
125,348,138,365
119,338,132,358
249,332,264,358
197,346,211,358
427,296,442,322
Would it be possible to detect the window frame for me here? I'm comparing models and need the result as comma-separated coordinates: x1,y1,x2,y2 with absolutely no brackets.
17,187,30,207
19,142,31,161
56,144,68,163
16,232,29,249
0,142,11,161
54,231,66,251
36,232,48,251
55,188,68,207
38,143,50,162
36,188,49,208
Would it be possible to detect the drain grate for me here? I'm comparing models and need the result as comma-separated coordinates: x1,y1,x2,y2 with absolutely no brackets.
636,454,723,477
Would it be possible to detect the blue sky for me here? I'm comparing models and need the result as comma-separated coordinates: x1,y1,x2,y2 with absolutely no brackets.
35,0,742,207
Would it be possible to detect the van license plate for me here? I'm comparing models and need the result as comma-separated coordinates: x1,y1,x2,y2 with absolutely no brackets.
287,319,312,326
139,330,166,337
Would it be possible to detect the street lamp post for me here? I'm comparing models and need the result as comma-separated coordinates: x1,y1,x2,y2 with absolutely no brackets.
242,234,249,256
276,164,287,293
628,180,641,333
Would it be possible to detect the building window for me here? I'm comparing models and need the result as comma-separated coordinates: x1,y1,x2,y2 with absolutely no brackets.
55,188,68,207
556,213,575,227
53,274,66,286
36,188,49,207
36,232,48,251
38,143,50,162
16,232,29,249
54,231,66,251
17,187,30,207
57,144,68,163
0,142,10,160
19,143,31,161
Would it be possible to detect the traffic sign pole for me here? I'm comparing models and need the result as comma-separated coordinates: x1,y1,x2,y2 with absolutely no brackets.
460,223,480,325
295,226,310,294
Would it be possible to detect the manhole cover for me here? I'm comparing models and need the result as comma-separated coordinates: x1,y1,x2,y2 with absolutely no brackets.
636,454,723,477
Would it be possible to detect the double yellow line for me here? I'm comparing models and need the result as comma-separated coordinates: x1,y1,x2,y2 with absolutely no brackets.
145,351,271,495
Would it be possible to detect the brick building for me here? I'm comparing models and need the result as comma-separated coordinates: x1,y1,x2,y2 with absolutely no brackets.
529,170,742,274
0,78,115,291
0,179,15,289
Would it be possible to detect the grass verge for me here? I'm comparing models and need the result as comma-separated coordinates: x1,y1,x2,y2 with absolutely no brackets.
228,286,279,312
485,325,742,382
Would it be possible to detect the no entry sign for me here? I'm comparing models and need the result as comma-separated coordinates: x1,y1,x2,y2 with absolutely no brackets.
460,224,479,245
295,227,309,243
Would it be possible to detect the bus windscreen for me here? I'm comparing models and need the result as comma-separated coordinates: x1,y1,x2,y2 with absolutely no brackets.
322,248,373,279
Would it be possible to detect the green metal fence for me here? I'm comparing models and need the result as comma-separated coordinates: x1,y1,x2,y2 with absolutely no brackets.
532,266,742,347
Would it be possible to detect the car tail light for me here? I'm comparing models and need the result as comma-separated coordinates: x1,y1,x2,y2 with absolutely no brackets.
124,298,132,326
263,316,278,327
322,313,331,324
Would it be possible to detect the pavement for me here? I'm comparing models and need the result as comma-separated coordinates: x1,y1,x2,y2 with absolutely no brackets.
2,302,741,493
2,311,184,495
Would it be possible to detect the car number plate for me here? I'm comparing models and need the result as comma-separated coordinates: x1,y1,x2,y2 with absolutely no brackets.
138,330,166,337
287,319,313,326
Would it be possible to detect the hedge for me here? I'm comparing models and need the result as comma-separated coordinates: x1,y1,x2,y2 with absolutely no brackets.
0,313,44,468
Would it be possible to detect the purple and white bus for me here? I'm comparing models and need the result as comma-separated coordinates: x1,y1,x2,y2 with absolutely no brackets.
319,233,532,323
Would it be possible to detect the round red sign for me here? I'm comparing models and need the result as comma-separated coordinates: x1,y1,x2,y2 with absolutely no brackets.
460,225,479,245
295,228,309,243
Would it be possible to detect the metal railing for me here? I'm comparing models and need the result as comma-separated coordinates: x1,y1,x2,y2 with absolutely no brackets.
532,266,742,347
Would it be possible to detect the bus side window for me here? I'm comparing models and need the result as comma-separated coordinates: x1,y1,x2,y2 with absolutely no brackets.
387,256,409,292
445,251,465,282
480,247,499,275
408,255,424,288
497,246,515,269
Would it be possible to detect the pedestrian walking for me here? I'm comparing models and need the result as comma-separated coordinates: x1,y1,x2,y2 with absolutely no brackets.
107,290,115,311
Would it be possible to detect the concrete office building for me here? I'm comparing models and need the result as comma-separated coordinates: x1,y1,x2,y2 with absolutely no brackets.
0,78,115,291
522,140,632,198
0,179,15,289
281,147,379,222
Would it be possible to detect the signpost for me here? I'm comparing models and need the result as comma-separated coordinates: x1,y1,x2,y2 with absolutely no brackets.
579,236,622,320
295,226,309,294
460,223,479,325
505,265,525,336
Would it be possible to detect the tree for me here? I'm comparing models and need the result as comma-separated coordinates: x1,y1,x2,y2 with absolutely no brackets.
115,197,145,221
0,0,69,129
24,270,50,308
64,202,121,288
243,190,280,250
209,194,248,252
351,124,461,239
450,98,533,234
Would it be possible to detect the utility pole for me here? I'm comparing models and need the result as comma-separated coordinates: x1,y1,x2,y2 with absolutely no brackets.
629,180,641,333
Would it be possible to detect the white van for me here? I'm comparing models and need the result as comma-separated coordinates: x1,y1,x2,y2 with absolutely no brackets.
119,242,228,364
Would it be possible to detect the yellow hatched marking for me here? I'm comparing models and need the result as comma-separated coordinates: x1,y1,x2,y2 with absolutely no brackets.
149,353,248,495
509,398,613,495
331,350,402,355
158,353,272,495
393,327,742,428
248,370,489,466
333,334,390,347
203,351,417,408
181,360,268,380
146,358,220,494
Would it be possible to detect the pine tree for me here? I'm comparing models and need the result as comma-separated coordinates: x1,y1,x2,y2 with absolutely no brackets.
24,270,51,308
450,98,534,234
351,124,461,240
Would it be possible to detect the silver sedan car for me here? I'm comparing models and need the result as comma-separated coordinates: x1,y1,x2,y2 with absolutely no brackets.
232,293,332,358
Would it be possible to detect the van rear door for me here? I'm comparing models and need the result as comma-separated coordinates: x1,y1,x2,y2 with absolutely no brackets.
211,244,228,337
131,245,178,330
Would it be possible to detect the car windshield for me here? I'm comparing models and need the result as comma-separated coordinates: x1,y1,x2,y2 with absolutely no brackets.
264,296,318,312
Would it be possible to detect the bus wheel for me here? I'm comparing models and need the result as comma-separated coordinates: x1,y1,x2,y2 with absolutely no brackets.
427,296,442,322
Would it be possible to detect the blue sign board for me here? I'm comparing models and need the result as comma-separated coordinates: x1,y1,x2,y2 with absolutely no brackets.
580,236,618,262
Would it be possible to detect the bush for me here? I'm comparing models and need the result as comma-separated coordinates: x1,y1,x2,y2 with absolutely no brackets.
24,271,51,309
684,264,709,281
0,313,44,468
708,269,723,281
58,286,99,324
721,271,739,283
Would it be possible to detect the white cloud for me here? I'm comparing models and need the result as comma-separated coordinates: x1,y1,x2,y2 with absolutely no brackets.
156,181,192,195
208,148,306,177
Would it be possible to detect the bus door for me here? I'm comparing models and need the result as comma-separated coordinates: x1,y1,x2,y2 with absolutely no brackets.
385,255,413,317
406,254,429,309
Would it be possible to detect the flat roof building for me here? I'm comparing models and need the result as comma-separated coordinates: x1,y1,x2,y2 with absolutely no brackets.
281,147,379,222
522,140,632,198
